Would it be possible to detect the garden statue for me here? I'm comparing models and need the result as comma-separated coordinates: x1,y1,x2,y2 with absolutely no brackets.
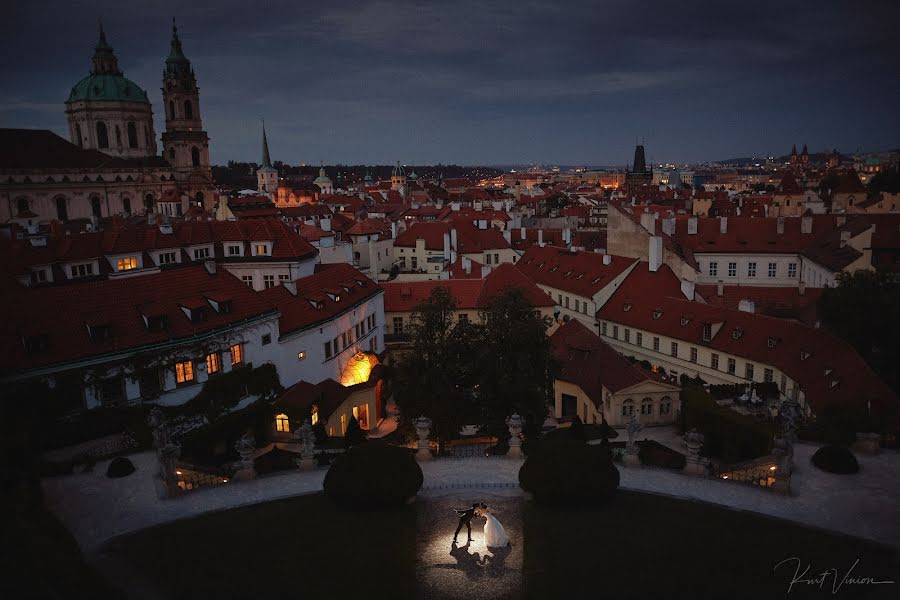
623,415,643,467
683,429,708,476
414,416,433,461
293,419,316,470
506,413,524,459
738,386,751,403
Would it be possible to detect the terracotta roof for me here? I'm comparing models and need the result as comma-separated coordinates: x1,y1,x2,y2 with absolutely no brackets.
346,217,392,238
671,214,840,254
383,263,553,313
517,245,636,298
260,263,382,337
598,263,898,417
833,169,866,194
695,284,822,323
775,172,803,195
0,129,143,170
0,265,277,373
393,221,510,252
551,319,677,408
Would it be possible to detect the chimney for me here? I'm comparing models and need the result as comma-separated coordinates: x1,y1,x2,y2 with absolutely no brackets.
687,216,698,235
538,229,543,246
738,299,755,313
159,223,173,235
443,232,451,260
450,227,458,250
839,230,850,248
648,236,663,272
719,216,727,234
478,219,487,230
776,216,785,235
391,221,398,238
836,215,846,227
562,228,571,245
801,215,812,234
320,218,332,232
480,265,492,278
502,229,511,244
463,256,472,274
602,254,612,266
640,211,655,233
520,227,526,240
451,201,461,212
681,279,695,301
662,217,675,236
474,201,483,211
798,280,806,296
283,280,297,296
203,261,216,275
716,280,724,296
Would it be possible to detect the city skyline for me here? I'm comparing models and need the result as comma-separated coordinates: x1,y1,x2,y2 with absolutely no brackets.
2,0,899,166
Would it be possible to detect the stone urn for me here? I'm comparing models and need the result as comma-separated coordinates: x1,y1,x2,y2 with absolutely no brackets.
682,429,708,476
414,416,433,461
506,413,524,459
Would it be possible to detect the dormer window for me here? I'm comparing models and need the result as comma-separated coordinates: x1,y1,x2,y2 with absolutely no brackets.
829,379,839,389
824,368,833,376
327,293,341,302
227,244,242,256
190,308,208,323
576,274,584,279
307,299,323,309
255,243,269,255
550,266,558,272
767,337,778,348
680,317,690,326
623,303,632,312
592,277,602,284
145,315,169,331
652,310,662,320
355,278,365,287
87,323,111,341
702,324,712,342
117,256,138,271
564,270,572,276
22,334,48,353
800,351,811,361
732,328,743,340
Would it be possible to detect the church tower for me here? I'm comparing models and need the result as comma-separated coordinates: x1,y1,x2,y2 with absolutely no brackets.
391,161,407,197
161,20,213,206
256,123,278,194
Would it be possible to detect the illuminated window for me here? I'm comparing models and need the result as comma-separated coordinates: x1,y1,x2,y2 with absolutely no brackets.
297,351,306,361
206,352,221,374
175,360,194,384
353,404,369,429
256,244,268,255
340,413,347,434
230,344,243,366
275,413,291,433
311,405,319,425
117,257,138,271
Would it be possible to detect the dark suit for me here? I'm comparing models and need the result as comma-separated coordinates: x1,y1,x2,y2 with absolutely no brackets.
453,505,478,542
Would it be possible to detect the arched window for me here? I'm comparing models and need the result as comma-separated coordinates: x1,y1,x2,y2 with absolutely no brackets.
144,193,154,213
122,197,131,214
191,147,200,167
195,191,204,207
275,413,291,433
115,125,122,147
127,122,138,148
55,197,68,221
90,196,102,219
641,398,654,416
621,399,634,417
168,100,175,119
184,100,193,119
96,122,109,148
75,123,83,148
16,197,29,214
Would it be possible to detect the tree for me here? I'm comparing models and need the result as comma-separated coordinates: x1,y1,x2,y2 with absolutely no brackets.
393,287,479,453
818,270,900,394
475,287,554,429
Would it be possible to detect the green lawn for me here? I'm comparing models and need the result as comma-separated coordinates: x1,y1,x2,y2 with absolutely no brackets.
522,490,897,600
111,494,417,599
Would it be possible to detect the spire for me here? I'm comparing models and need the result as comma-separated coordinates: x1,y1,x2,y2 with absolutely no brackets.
791,144,797,156
632,144,647,174
165,17,191,78
91,20,120,75
261,121,272,168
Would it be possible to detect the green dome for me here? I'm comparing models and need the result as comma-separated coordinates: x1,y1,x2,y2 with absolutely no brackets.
67,73,149,104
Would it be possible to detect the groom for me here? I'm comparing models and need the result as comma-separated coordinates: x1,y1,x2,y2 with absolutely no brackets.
452,503,480,544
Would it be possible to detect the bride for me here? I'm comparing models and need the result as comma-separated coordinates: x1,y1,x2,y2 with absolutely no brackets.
477,503,509,548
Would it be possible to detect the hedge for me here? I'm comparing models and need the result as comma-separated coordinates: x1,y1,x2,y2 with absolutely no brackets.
324,443,423,509
519,441,620,505
680,385,775,463
811,445,860,474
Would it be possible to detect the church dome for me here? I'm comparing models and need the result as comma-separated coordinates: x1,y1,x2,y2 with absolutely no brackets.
392,161,406,177
314,166,332,185
67,73,150,104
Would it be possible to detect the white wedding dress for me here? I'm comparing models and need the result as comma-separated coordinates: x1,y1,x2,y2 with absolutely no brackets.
482,510,509,548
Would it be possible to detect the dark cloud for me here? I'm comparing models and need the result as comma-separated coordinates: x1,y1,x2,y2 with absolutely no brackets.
1,0,897,165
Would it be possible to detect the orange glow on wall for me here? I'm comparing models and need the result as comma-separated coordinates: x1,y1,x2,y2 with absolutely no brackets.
339,352,380,387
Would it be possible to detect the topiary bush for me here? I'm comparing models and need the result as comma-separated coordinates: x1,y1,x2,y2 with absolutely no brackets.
519,441,620,505
811,445,860,474
106,456,135,478
324,443,423,509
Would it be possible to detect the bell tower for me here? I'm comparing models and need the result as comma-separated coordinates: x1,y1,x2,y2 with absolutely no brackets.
161,19,212,204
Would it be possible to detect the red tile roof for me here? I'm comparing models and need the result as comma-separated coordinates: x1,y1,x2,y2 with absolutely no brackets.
517,245,636,298
393,221,510,252
695,284,822,323
260,263,382,336
551,319,678,406
346,218,392,238
0,265,277,373
0,129,148,170
598,263,898,417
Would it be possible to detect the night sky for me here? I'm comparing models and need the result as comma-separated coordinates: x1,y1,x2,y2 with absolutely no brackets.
2,0,898,166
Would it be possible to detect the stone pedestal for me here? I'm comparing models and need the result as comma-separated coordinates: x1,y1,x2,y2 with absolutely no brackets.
506,414,524,459
683,459,708,476
682,429,708,477
293,419,317,470
233,433,257,480
295,456,316,471
414,416,433,462
852,432,881,455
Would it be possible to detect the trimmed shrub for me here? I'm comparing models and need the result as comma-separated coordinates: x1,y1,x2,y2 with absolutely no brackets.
811,445,860,474
638,440,686,470
106,457,135,478
324,443,423,509
519,441,620,505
